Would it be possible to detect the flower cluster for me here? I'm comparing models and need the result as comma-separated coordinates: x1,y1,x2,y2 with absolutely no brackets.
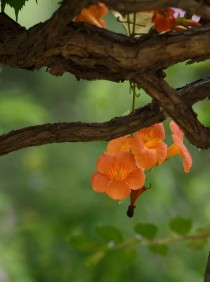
74,6,193,215
152,7,200,32
92,121,192,205
75,4,200,34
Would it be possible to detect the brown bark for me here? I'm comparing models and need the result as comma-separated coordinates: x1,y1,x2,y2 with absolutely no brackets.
0,78,209,156
0,0,210,153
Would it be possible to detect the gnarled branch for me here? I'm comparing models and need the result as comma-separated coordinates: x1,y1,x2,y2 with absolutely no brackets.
0,1,210,152
0,78,209,156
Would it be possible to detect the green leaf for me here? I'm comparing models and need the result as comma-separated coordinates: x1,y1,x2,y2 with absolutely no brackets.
169,216,192,236
69,235,99,252
1,0,38,20
135,223,158,239
95,226,123,244
149,244,169,256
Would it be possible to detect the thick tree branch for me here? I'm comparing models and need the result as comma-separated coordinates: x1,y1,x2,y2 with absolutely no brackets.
135,75,210,149
0,103,164,156
1,17,210,82
0,1,210,152
0,78,209,155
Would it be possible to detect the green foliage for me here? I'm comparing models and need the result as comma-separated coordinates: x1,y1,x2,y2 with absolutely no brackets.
70,235,100,252
0,3,210,282
0,92,49,131
149,244,169,256
95,226,123,244
1,0,37,19
169,216,192,236
135,223,158,239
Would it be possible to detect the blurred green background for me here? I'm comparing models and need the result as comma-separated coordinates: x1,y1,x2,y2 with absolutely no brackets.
0,2,210,282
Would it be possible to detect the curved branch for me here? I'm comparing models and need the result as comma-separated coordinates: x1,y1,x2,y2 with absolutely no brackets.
1,18,210,82
135,75,210,149
0,103,163,156
0,78,209,156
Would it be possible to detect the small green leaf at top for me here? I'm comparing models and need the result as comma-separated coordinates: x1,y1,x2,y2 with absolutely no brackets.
95,226,123,244
169,216,192,236
1,0,38,20
135,223,158,239
149,244,169,256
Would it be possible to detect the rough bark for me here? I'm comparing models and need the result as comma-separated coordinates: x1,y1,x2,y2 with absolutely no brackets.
0,0,210,153
0,78,209,156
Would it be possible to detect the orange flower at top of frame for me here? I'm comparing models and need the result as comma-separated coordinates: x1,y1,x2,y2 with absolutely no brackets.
167,121,192,173
91,152,145,200
152,7,176,32
75,2,108,28
129,123,168,169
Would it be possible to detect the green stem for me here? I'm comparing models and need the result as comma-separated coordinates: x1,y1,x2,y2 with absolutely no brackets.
127,14,132,36
132,12,136,37
112,230,210,250
132,84,136,112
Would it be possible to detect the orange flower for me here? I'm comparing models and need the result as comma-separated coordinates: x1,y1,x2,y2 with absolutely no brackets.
107,136,130,153
167,121,192,173
92,152,145,200
129,123,167,169
152,7,176,32
75,2,108,28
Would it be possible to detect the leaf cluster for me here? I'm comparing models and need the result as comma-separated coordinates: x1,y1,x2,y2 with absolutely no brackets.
69,217,210,264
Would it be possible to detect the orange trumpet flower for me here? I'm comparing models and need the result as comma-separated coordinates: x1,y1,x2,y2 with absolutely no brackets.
129,123,167,169
152,7,176,32
92,152,145,200
167,121,192,173
75,2,108,28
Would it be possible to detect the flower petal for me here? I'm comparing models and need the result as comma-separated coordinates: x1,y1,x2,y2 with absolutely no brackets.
114,152,137,175
75,3,108,28
125,168,145,189
173,136,192,173
167,143,180,158
170,120,183,140
88,3,108,18
137,123,165,141
136,148,157,169
105,180,131,200
153,141,167,165
96,152,116,175
96,151,137,179
107,136,130,153
129,135,156,169
91,172,109,192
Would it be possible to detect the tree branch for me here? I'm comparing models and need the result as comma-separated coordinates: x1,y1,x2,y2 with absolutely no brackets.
134,75,210,149
1,1,210,152
0,78,209,155
1,17,210,82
